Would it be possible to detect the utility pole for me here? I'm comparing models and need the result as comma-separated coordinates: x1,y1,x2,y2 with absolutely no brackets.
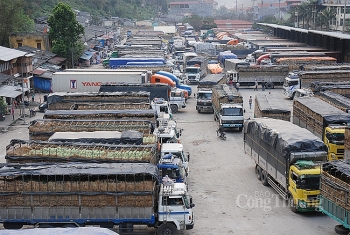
279,0,281,20
236,0,238,19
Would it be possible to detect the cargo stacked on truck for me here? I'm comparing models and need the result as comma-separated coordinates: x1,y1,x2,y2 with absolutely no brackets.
196,74,226,113
212,84,244,131
244,118,328,212
293,96,350,160
184,56,209,83
319,160,350,234
283,69,350,99
0,162,194,233
254,93,291,121
225,60,289,88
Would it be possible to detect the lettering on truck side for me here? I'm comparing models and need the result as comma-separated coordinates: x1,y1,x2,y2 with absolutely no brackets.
81,81,120,86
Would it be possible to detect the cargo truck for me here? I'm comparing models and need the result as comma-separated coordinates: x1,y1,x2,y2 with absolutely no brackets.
283,70,350,99
0,162,195,234
51,71,150,92
319,160,350,234
244,118,328,212
156,71,192,96
161,143,190,176
196,74,226,113
212,84,244,131
293,96,350,160
184,56,209,83
225,61,288,88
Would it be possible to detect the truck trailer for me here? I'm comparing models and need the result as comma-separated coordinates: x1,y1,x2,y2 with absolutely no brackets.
212,84,244,131
196,74,226,113
0,162,195,234
244,118,328,212
293,96,350,160
51,72,149,93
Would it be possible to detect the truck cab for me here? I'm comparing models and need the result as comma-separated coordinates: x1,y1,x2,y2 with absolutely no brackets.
170,90,186,113
154,118,182,144
185,66,201,83
283,71,300,99
158,154,187,184
196,89,213,113
161,143,190,175
158,181,195,231
288,160,323,212
151,98,172,118
324,125,345,160
217,103,244,131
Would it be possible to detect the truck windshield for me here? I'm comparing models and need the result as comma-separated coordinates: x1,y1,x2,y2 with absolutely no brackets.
222,108,243,116
186,68,200,73
198,93,212,99
298,175,320,190
326,132,344,144
283,80,298,87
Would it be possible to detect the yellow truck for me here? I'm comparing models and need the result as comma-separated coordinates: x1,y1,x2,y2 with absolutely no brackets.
244,118,327,212
293,96,350,161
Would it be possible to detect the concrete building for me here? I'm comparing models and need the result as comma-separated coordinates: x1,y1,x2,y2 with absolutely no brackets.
168,0,215,21
322,0,350,32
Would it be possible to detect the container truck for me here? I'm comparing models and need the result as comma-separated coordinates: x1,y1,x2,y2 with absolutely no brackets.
293,96,350,160
283,70,350,99
156,71,192,96
0,162,195,234
244,118,328,212
196,74,226,113
212,84,244,131
184,56,209,83
319,160,350,234
109,57,165,69
52,72,150,93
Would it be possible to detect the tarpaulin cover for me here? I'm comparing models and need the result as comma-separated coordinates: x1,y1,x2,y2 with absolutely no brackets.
256,93,290,114
295,96,350,126
44,109,157,118
121,130,143,145
33,76,52,92
49,131,123,145
0,162,158,177
244,118,327,157
99,84,171,100
0,227,119,235
198,74,225,87
317,91,350,111
47,91,150,105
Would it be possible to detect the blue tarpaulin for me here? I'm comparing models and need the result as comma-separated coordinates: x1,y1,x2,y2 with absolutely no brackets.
79,51,93,60
33,76,52,92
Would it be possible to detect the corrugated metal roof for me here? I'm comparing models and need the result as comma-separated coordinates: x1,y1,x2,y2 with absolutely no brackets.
0,73,13,84
32,68,46,75
48,57,66,65
0,46,27,61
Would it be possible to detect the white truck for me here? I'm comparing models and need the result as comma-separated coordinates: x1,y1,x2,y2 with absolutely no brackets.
161,143,190,176
212,84,244,132
52,71,149,92
185,56,209,83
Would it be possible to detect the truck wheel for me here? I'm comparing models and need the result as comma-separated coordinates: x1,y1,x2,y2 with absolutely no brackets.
3,222,23,229
289,196,298,213
238,127,243,132
197,109,201,113
291,92,295,100
171,105,178,113
335,224,350,235
266,83,274,89
256,165,261,181
157,223,178,235
261,170,269,186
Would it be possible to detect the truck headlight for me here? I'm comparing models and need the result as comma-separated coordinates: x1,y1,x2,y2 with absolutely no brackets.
330,154,336,160
298,200,307,209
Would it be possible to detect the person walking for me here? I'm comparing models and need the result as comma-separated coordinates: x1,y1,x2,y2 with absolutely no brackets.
11,106,14,120
261,80,265,91
254,79,258,91
31,93,35,102
249,96,252,109
235,82,240,92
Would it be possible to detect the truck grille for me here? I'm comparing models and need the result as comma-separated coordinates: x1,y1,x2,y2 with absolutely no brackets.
188,76,196,80
337,149,344,154
307,195,319,202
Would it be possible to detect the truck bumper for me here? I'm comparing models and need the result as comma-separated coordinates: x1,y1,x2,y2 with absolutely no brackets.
186,223,194,230
196,105,213,112
297,200,319,212
222,124,243,128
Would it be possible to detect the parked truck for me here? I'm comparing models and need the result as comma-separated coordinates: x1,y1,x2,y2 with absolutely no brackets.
244,118,328,212
0,162,195,234
184,56,209,83
212,84,244,131
226,62,289,88
283,69,350,99
196,74,226,113
156,71,192,96
160,143,190,176
51,71,149,92
293,96,350,160
319,159,350,234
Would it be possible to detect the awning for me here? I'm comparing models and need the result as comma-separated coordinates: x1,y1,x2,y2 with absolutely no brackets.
0,85,29,98
80,51,93,60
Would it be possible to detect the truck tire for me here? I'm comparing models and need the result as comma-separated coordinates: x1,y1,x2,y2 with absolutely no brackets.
266,83,274,89
256,165,261,181
335,224,350,235
171,104,178,113
291,92,295,100
261,170,269,186
3,222,23,229
197,109,201,113
157,223,178,235
238,127,243,132
289,196,298,213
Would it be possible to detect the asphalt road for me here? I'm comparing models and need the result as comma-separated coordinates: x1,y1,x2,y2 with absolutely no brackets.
0,86,339,234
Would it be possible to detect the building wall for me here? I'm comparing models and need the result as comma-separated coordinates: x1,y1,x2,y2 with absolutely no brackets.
9,33,50,51
168,2,214,17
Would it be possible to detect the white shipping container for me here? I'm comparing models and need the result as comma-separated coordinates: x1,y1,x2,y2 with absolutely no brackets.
52,72,146,92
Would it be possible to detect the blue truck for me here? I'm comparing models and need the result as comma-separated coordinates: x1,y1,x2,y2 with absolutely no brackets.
156,71,192,96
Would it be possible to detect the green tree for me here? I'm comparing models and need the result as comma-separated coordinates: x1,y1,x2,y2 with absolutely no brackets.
0,0,34,47
183,15,203,31
48,2,84,68
317,8,336,30
0,97,7,115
